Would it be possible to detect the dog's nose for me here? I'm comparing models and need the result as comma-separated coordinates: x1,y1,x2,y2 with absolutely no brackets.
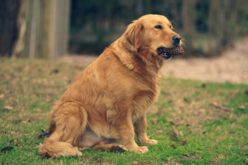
172,35,181,47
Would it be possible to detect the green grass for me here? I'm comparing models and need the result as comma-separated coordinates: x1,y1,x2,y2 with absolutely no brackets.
0,58,247,165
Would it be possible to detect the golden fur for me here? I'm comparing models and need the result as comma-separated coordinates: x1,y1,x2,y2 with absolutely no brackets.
39,14,182,157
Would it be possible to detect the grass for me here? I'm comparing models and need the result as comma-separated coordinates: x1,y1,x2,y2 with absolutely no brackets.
0,58,247,165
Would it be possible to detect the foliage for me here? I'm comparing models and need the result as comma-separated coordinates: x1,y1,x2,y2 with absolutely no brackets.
0,58,247,164
70,0,248,55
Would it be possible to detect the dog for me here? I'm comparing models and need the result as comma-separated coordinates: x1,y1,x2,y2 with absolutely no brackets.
39,14,184,157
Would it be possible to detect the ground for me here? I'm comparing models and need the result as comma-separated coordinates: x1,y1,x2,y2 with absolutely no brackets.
0,57,247,164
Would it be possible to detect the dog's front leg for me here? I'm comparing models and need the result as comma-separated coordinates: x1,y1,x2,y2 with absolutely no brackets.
114,110,148,153
134,114,158,145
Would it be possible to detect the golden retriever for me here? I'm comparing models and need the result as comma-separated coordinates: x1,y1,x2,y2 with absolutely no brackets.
39,14,183,157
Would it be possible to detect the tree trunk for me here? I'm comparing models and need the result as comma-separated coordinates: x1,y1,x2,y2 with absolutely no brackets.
0,0,20,56
13,0,70,58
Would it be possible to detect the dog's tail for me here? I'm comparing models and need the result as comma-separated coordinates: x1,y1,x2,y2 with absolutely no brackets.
38,138,82,157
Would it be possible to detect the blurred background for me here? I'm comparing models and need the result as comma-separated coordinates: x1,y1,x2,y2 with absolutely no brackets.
1,0,248,57
69,0,248,55
0,0,247,82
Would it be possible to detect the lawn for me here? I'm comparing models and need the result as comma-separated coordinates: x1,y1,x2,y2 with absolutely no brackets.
0,58,247,165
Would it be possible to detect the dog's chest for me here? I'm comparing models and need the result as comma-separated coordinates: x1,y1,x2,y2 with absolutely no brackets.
131,84,158,120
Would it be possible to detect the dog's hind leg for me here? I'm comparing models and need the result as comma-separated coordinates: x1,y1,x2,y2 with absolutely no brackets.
38,102,87,157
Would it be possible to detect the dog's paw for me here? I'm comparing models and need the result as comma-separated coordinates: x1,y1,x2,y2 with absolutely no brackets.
141,139,158,145
75,151,82,156
138,146,148,154
146,139,158,145
135,146,148,153
72,147,83,156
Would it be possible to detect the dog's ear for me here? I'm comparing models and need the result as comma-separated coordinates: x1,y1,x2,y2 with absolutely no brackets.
124,20,144,50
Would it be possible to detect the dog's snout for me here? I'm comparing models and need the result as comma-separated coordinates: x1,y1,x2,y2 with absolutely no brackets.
172,35,181,47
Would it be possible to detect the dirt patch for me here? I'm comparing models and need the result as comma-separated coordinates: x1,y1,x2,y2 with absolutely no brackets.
162,38,248,84
61,38,248,84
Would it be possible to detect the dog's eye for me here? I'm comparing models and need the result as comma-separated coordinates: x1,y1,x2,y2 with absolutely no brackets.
154,25,163,30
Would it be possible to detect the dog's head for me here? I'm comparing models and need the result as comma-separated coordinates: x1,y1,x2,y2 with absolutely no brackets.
124,14,184,59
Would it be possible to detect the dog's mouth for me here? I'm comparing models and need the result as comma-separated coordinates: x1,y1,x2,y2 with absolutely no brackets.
156,46,184,59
